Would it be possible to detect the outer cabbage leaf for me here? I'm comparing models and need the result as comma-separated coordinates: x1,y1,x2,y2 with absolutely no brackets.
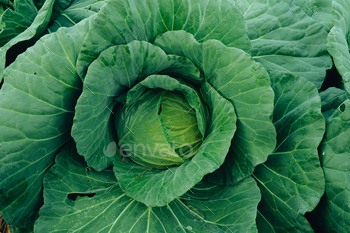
235,0,332,89
0,17,91,229
0,0,106,81
310,100,350,233
327,0,350,94
0,0,55,80
34,142,261,233
47,0,106,33
320,87,350,119
253,72,325,232
76,0,251,78
291,0,333,30
9,225,33,233
0,0,37,46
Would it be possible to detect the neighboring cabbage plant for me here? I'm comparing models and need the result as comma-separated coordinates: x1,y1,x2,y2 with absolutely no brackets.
0,0,106,80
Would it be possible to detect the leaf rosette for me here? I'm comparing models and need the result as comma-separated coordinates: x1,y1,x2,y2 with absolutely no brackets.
0,0,278,231
69,4,277,208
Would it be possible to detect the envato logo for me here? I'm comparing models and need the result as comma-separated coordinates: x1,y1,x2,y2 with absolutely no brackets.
103,141,194,158
103,141,117,157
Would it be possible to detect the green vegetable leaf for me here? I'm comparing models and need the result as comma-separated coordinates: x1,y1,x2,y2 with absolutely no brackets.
326,0,350,94
47,0,106,33
180,178,261,233
235,0,332,89
0,18,91,229
0,0,55,80
320,87,350,119
327,30,350,94
35,142,261,233
310,100,350,232
0,0,105,82
0,0,38,46
253,72,325,232
77,0,251,78
9,225,33,233
292,0,333,30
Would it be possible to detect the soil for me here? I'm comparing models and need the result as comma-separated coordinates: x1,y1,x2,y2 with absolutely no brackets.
0,212,10,233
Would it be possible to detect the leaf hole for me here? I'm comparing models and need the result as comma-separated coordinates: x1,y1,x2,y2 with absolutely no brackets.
67,193,96,201
158,104,162,115
86,167,91,172
34,72,36,75
340,103,346,112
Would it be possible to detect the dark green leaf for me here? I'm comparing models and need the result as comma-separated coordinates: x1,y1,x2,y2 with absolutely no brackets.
320,87,350,119
312,100,350,232
35,143,260,232
76,0,250,77
47,0,106,33
291,0,333,30
0,18,91,228
0,0,37,46
0,0,55,80
235,0,332,89
253,72,325,232
327,0,350,94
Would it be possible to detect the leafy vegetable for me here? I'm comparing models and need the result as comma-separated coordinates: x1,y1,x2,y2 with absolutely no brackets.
235,0,332,89
254,71,325,232
0,0,107,80
0,0,349,232
312,100,350,232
